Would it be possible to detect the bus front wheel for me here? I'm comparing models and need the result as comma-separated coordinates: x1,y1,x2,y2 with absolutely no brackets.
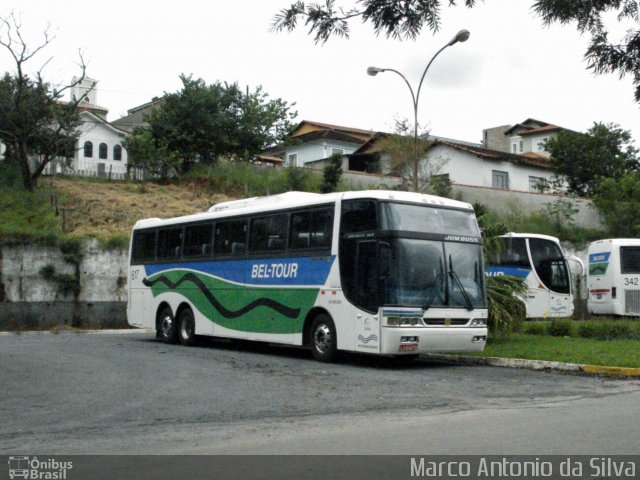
158,306,178,344
309,314,338,363
178,308,197,347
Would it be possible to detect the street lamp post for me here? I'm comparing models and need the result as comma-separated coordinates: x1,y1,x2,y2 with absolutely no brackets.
367,29,470,192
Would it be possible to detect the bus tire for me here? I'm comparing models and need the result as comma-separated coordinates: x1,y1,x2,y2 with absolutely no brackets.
158,306,178,344
178,308,197,346
309,314,338,363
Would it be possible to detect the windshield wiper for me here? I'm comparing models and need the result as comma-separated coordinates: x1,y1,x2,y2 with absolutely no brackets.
449,255,474,311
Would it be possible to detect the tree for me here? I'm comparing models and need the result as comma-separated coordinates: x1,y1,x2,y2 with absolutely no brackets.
0,13,90,190
593,171,640,237
272,0,640,103
474,202,527,338
320,152,344,193
129,75,296,175
544,122,638,197
376,118,446,193
122,128,179,180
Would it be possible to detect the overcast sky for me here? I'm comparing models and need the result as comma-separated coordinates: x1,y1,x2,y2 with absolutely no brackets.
4,0,640,145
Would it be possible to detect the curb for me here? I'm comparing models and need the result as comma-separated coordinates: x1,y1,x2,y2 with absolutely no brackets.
424,353,640,378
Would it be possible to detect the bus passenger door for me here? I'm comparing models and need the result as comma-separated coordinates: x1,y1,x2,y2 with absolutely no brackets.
354,240,381,353
355,241,379,311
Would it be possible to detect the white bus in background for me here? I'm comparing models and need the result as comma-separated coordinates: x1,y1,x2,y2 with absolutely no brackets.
588,238,640,316
486,233,578,319
127,190,488,363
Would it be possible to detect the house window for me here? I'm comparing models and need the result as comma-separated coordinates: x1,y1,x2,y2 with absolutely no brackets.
535,137,549,153
331,148,344,157
518,140,524,153
113,145,122,161
287,153,298,167
511,143,517,154
529,176,545,192
84,141,93,158
492,170,509,190
99,143,108,159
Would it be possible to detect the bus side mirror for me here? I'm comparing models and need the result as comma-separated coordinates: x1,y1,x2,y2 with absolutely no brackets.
379,242,391,278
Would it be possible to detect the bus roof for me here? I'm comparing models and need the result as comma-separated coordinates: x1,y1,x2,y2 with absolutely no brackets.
589,238,640,249
132,190,474,230
499,232,561,243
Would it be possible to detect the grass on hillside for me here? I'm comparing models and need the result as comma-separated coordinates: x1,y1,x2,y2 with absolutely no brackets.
0,177,230,245
0,186,62,245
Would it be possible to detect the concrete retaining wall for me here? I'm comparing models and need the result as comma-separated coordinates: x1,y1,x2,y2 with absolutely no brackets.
453,184,604,230
0,239,129,330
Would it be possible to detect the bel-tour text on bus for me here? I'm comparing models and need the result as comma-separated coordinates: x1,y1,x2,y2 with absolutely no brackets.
251,262,299,279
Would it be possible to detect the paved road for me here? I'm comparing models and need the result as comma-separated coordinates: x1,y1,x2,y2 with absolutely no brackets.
1,331,639,455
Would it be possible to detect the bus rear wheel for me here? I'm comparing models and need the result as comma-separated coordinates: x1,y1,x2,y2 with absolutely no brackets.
158,306,178,344
309,314,338,363
178,308,197,346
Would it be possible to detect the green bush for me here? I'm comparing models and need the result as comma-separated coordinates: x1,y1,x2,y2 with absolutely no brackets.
523,322,546,336
548,319,573,337
577,321,636,340
99,235,130,250
188,162,322,197
0,186,63,246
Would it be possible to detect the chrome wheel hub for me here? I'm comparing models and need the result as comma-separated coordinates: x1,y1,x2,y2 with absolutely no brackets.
161,315,173,337
314,324,332,353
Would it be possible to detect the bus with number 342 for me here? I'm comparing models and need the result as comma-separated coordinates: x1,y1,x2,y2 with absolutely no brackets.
127,190,488,362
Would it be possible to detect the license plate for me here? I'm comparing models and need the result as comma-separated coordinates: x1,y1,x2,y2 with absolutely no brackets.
399,343,418,352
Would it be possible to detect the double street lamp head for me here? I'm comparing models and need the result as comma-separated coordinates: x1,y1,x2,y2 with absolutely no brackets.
367,29,470,77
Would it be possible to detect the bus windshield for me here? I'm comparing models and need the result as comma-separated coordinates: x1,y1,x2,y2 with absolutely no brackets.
529,238,570,294
381,202,481,236
383,238,485,309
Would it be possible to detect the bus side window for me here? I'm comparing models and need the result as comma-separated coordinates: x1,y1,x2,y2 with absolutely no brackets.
249,214,287,252
184,224,213,258
311,209,333,248
290,208,334,250
215,220,248,256
131,231,157,264
157,228,183,260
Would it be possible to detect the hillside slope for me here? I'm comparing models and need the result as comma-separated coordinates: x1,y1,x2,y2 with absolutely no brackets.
48,178,231,239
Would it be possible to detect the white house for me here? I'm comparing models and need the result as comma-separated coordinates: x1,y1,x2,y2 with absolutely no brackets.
270,120,374,167
46,77,129,178
424,140,556,192
262,118,581,193
70,110,129,178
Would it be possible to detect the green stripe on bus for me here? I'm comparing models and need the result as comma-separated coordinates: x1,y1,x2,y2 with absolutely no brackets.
147,269,319,334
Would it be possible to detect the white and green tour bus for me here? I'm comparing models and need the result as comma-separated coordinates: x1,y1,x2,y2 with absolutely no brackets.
588,238,640,316
486,233,577,318
127,190,488,362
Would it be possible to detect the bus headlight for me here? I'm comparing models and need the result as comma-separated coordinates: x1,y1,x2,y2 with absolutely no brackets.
470,318,487,327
